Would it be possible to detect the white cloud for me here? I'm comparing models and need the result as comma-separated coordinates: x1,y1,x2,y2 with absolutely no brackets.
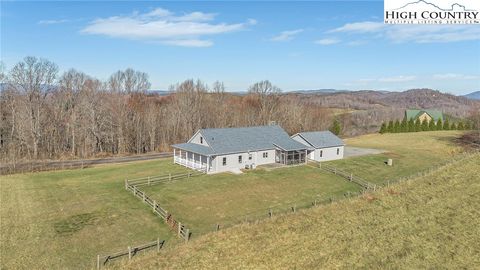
38,19,69,25
314,38,340,45
378,75,416,82
358,75,416,83
271,29,304,42
327,21,480,43
81,8,255,47
433,73,479,80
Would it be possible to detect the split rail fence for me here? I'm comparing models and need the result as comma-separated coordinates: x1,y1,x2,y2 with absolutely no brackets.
96,238,165,269
309,161,377,190
125,171,204,242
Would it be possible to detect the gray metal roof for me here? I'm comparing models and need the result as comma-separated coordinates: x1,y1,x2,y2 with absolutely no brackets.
171,143,215,156
294,131,344,148
175,125,307,156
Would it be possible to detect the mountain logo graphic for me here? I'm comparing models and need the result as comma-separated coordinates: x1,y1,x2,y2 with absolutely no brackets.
393,0,475,11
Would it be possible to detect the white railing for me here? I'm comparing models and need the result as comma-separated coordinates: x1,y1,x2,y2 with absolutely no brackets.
174,156,207,172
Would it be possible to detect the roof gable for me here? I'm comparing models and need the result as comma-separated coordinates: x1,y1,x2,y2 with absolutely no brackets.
295,131,344,148
406,109,443,121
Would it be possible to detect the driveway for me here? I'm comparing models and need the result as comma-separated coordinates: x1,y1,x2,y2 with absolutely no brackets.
344,146,385,158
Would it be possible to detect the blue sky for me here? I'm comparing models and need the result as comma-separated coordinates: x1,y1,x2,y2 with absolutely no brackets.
1,1,479,94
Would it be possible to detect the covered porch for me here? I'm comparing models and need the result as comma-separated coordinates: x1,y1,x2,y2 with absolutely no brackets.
172,143,214,173
275,149,308,165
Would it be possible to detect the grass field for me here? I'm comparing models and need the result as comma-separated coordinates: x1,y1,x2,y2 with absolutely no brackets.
327,131,466,184
120,152,480,270
0,159,190,270
142,165,360,235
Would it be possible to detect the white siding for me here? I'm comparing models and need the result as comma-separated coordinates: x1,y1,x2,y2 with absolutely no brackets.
209,149,276,174
313,146,344,161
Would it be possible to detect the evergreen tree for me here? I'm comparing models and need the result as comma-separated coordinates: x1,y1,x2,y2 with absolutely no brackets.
330,119,342,135
394,120,401,133
408,118,415,132
387,120,394,133
443,118,450,130
428,119,436,131
421,119,429,131
450,122,457,130
400,118,408,133
379,122,387,134
457,121,464,130
465,122,471,130
414,119,421,132
436,119,443,131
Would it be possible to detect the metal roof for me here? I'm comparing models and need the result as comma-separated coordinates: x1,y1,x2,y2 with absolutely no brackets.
294,131,344,148
173,125,307,156
405,109,443,122
171,143,215,156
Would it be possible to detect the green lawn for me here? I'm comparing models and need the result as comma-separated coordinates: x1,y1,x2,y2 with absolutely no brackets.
326,131,466,185
0,159,190,270
142,165,361,235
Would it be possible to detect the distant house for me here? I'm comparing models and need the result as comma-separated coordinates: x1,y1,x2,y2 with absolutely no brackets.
405,109,443,123
172,125,309,174
291,131,345,161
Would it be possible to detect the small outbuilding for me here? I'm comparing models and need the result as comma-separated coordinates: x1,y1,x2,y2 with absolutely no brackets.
291,131,345,162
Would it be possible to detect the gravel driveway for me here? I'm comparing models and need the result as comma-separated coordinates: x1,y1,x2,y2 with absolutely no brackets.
344,146,385,158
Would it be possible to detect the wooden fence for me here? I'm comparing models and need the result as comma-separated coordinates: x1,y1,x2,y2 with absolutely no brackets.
125,171,205,242
309,161,377,190
96,238,165,269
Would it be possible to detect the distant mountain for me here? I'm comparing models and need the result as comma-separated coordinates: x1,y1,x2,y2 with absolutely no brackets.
463,91,480,100
288,89,350,95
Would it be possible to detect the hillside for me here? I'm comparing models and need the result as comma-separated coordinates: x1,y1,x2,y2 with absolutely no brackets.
464,91,480,100
119,153,480,269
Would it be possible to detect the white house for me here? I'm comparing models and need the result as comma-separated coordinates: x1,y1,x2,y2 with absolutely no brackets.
172,125,309,174
291,131,345,161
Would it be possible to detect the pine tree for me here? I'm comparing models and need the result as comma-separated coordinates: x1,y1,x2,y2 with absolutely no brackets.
428,119,436,131
387,120,394,133
443,118,450,130
379,122,387,134
457,121,464,130
436,119,443,131
330,119,342,135
400,118,408,133
414,119,421,132
421,119,429,131
408,118,415,132
394,120,401,133
450,122,457,130
465,122,471,130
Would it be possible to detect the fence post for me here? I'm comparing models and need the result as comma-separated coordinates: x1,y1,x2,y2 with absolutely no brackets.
128,246,132,260
269,209,273,218
169,173,171,181
334,168,337,175
178,222,182,236
153,200,156,212
292,205,296,213
157,238,160,252
133,185,136,196
350,173,353,181
143,192,146,202
97,254,100,270
185,229,190,242
125,179,128,190
148,176,150,186
215,224,220,231
314,199,317,206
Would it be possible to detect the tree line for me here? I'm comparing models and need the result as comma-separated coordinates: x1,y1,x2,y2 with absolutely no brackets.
379,117,473,134
0,57,339,162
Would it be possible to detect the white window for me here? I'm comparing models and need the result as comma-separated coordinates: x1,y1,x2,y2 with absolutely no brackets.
337,148,340,155
248,153,252,160
320,150,323,157
222,157,227,166
200,136,203,144
238,155,243,163
263,152,268,158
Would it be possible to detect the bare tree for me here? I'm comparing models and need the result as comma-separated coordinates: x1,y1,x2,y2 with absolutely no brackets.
248,80,281,125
